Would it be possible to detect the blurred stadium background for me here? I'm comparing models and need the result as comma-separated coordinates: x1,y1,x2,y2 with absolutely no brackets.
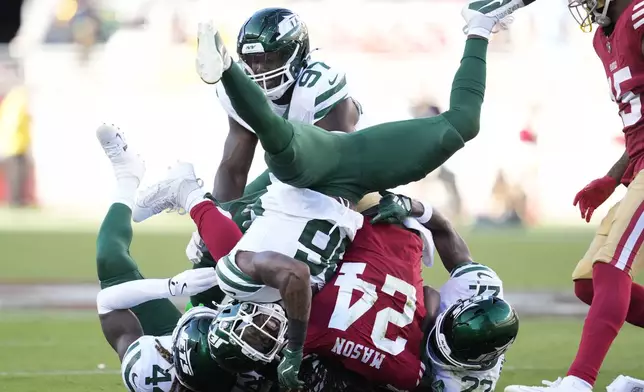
0,0,642,391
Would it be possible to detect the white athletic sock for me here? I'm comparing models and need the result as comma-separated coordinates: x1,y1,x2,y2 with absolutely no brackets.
113,177,139,210
186,188,207,213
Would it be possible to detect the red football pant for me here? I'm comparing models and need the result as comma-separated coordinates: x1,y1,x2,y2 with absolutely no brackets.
190,201,243,261
568,263,635,385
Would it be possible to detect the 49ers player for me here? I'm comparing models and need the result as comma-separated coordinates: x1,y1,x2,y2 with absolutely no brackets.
505,0,644,391
303,216,430,391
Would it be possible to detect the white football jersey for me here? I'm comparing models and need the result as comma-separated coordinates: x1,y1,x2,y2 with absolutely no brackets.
121,335,175,392
219,174,364,302
216,60,354,129
427,263,505,392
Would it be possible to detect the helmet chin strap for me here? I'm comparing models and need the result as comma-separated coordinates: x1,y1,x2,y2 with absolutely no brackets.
595,0,612,26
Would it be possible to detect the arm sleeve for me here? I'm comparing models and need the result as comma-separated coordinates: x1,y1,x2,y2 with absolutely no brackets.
96,279,170,315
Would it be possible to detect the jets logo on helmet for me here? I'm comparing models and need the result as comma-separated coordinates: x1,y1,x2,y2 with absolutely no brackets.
177,330,195,376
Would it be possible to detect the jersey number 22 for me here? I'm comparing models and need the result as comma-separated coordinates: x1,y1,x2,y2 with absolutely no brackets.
328,262,417,356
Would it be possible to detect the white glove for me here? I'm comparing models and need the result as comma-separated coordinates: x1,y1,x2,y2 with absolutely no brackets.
186,231,207,264
168,267,218,296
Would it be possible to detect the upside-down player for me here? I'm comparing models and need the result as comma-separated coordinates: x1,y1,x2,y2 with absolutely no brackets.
505,0,644,390
135,1,534,387
212,7,361,203
93,124,237,392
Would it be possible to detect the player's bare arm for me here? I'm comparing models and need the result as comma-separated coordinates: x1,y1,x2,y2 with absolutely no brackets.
411,202,473,272
607,149,629,182
212,117,259,202
99,310,144,361
422,285,441,330
313,97,360,133
236,251,312,350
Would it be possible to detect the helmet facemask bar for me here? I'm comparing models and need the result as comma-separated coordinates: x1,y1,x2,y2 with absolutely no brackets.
431,295,510,370
213,302,288,364
240,43,301,100
568,0,610,31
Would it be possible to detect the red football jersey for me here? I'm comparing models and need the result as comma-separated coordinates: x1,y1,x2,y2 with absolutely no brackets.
304,221,426,391
594,1,644,184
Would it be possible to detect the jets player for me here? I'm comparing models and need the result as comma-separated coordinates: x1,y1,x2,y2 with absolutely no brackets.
370,192,519,392
506,0,644,389
213,7,360,203
133,1,535,387
93,124,238,391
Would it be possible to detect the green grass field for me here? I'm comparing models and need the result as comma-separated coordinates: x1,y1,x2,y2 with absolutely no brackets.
0,312,641,391
1,219,643,391
1,223,642,289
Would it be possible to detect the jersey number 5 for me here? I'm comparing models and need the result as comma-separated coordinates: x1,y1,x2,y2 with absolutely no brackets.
328,262,417,356
608,66,643,127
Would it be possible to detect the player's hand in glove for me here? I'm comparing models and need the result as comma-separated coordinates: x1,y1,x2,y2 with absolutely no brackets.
168,268,218,296
371,191,413,224
185,231,209,265
277,347,304,390
573,175,618,223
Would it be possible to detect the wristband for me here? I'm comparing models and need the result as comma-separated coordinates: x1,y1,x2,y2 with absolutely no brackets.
416,201,433,224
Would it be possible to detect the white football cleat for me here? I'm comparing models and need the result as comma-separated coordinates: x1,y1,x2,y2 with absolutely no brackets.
196,21,233,84
461,0,535,35
96,123,145,186
132,162,203,223
505,377,592,392
607,375,644,392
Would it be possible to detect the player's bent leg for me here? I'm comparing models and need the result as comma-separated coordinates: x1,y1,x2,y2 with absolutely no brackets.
573,279,593,306
221,62,295,156
336,38,488,192
440,37,488,143
96,203,181,336
566,172,644,386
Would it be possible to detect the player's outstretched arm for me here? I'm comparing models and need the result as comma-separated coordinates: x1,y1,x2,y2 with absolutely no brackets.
212,117,259,202
97,269,218,360
411,202,473,273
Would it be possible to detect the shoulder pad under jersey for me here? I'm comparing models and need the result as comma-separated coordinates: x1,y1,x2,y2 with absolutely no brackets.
439,263,504,311
288,61,352,124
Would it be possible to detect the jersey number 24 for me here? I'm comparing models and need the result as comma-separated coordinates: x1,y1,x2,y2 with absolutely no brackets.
608,66,642,127
327,262,417,356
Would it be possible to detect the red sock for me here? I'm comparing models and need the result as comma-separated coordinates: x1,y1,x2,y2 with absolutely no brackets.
567,263,631,385
574,278,644,328
190,201,243,261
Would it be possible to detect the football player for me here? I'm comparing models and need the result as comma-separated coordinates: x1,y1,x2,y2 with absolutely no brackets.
505,0,644,390
133,1,534,387
93,124,236,392
363,192,519,392
200,191,517,392
212,7,360,203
